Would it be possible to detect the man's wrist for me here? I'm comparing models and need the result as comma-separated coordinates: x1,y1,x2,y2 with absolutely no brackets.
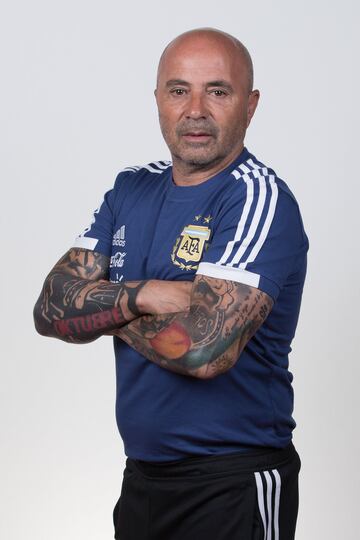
134,280,152,315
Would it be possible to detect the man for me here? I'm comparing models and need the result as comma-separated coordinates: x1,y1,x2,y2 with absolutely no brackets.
34,27,308,540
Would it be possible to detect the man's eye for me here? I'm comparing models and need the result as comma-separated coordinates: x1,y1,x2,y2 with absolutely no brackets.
211,89,227,97
170,88,186,96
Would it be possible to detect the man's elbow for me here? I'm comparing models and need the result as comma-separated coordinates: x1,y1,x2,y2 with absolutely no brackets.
196,365,232,380
192,356,238,380
33,302,66,340
33,302,50,337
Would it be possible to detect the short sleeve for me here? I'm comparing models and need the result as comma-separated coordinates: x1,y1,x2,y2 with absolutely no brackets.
197,175,308,302
72,175,121,257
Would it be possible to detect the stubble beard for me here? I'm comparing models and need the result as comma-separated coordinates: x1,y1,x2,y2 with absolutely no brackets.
164,130,231,171
173,142,222,169
160,120,245,172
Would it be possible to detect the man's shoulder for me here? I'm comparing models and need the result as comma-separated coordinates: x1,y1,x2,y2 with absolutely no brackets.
108,160,172,198
229,150,300,206
117,160,172,178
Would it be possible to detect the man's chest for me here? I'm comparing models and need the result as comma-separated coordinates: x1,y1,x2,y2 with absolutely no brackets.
109,193,219,283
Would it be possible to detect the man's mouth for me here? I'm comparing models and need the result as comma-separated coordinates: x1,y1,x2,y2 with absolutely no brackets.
182,132,213,141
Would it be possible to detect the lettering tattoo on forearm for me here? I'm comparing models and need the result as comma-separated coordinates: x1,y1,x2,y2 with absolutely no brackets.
114,276,273,378
34,248,146,343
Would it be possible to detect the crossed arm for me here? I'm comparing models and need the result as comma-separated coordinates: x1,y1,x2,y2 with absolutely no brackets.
33,248,191,343
110,275,273,378
34,248,273,378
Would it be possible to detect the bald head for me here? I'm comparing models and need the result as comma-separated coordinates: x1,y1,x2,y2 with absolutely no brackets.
156,27,254,94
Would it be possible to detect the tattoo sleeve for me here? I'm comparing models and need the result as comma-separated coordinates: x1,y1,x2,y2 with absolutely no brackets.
33,248,146,344
112,275,273,379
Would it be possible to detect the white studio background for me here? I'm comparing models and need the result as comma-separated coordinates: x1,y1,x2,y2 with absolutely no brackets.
1,1,358,538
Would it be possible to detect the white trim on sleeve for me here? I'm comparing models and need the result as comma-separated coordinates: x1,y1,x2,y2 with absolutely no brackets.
197,262,260,288
73,236,99,250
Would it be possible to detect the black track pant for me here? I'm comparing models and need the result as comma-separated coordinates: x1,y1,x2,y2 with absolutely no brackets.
113,443,301,540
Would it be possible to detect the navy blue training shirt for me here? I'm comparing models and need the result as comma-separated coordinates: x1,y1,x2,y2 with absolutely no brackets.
73,147,309,462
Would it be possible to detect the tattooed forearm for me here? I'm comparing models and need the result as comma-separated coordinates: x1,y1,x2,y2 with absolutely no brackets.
34,248,146,343
55,248,109,279
113,275,273,378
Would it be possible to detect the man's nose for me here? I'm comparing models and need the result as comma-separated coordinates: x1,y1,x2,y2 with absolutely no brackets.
185,92,208,119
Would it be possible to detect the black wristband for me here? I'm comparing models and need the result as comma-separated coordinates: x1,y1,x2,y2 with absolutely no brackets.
126,281,146,318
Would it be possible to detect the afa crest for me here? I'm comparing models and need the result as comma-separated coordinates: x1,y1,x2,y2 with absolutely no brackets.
171,220,211,271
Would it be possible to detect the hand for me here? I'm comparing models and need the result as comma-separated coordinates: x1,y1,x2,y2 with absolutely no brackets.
136,280,193,315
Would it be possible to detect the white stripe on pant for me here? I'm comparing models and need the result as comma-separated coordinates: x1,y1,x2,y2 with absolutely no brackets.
254,469,282,540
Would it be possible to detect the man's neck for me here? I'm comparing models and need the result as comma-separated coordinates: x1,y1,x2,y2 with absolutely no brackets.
171,144,245,186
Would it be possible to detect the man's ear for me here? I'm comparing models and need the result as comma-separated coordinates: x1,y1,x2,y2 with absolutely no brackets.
246,89,260,128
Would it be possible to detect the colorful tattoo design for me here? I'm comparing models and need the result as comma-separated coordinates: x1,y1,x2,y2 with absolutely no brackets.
114,275,273,378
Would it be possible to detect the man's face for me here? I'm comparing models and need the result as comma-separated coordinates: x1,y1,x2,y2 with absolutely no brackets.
155,35,259,169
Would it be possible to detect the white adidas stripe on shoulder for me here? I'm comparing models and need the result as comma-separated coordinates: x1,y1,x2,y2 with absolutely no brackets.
217,174,254,265
228,173,267,266
216,159,278,269
120,160,172,175
238,175,278,270
141,163,168,174
151,160,172,170
231,168,242,180
238,163,251,175
247,157,266,170
121,165,142,173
